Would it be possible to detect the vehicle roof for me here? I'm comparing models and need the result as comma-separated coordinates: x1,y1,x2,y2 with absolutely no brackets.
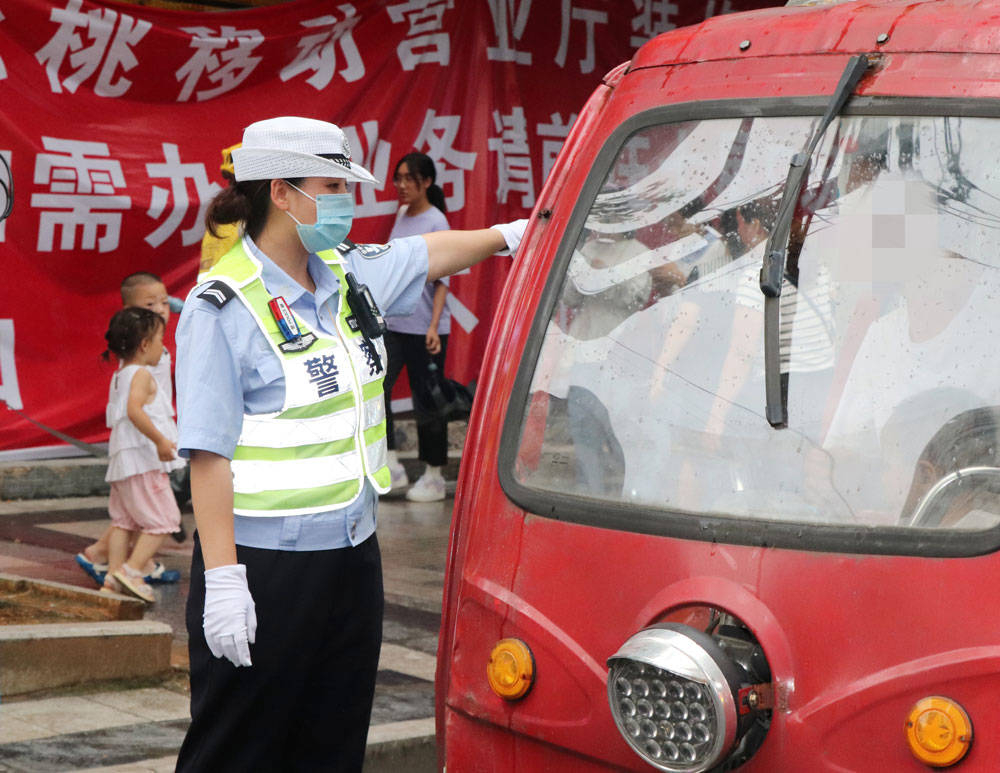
630,0,1000,69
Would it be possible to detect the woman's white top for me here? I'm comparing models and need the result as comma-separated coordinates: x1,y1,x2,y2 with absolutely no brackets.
385,205,451,335
106,364,185,482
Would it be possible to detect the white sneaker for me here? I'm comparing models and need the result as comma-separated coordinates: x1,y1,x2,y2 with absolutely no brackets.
406,472,446,502
388,458,409,490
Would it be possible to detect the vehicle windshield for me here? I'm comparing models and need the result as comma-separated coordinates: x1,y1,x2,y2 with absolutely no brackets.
511,114,1000,531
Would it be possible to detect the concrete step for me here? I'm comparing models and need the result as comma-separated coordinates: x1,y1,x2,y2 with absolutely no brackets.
0,573,170,697
1,620,173,697
0,458,110,501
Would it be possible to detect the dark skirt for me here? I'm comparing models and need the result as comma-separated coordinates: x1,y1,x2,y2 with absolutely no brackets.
176,533,384,772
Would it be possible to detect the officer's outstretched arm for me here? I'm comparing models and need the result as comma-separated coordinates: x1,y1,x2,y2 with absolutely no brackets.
424,220,528,281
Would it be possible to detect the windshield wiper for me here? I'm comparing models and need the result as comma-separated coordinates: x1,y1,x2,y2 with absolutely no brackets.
759,54,869,428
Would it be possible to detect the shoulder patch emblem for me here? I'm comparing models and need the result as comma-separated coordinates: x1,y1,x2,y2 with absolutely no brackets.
354,243,392,259
197,280,235,309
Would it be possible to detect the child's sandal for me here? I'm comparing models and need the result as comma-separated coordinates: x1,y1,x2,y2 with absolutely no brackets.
100,574,124,595
113,564,156,604
75,553,108,586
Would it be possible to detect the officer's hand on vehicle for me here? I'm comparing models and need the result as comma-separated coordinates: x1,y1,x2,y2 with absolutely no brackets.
203,564,257,667
490,219,529,257
426,329,441,355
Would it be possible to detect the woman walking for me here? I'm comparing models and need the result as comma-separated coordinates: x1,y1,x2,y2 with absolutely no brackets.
383,152,453,501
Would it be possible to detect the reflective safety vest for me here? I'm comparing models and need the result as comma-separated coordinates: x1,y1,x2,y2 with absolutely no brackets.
202,237,391,516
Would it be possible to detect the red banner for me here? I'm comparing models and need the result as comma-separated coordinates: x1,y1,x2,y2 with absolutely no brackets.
0,0,770,457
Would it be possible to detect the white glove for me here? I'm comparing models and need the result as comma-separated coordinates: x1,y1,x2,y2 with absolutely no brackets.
489,219,529,258
203,564,257,667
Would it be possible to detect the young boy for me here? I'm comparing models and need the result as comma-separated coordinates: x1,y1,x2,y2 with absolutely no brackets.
75,272,187,586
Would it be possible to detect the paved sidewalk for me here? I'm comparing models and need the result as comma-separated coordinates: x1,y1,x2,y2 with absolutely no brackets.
0,458,454,772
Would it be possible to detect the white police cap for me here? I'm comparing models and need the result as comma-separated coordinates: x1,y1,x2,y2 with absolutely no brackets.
232,116,379,185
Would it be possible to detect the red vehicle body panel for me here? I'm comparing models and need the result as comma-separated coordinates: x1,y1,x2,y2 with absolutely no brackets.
437,1,1000,769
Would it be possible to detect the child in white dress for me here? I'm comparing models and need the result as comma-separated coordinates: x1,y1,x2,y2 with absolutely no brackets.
76,271,184,588
101,307,185,602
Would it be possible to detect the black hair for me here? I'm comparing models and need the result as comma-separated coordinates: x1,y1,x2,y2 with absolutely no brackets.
737,197,780,230
205,179,271,241
395,152,446,214
120,271,163,305
730,196,783,258
204,154,342,240
102,307,164,363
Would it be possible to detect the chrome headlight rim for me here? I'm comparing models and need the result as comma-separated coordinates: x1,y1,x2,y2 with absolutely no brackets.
607,623,742,773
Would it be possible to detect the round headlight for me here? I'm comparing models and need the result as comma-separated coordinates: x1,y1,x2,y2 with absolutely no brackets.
607,624,745,772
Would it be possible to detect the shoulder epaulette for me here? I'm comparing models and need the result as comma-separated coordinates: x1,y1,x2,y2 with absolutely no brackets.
353,243,392,259
196,280,236,309
335,239,391,259
336,239,358,255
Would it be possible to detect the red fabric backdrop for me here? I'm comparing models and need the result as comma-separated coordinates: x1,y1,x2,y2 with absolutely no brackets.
0,0,771,456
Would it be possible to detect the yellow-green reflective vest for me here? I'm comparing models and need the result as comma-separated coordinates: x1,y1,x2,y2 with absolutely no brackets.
203,238,391,516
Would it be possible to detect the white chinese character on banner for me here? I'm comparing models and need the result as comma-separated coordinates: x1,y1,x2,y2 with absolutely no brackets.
35,0,150,97
386,0,453,70
145,144,222,248
30,137,130,253
630,0,678,48
340,122,397,218
555,0,607,74
0,320,23,411
489,108,535,208
280,6,364,88
0,11,7,81
704,0,735,18
537,112,577,181
176,26,264,102
414,110,477,213
486,0,532,65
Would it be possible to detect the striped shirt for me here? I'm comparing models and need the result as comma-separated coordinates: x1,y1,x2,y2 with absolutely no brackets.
689,246,835,373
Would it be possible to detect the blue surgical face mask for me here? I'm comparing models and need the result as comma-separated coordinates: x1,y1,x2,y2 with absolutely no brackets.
286,182,354,253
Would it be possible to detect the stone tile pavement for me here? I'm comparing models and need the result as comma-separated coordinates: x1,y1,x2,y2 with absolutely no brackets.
0,463,454,772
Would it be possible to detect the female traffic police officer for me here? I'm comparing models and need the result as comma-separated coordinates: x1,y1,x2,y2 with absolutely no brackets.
174,116,525,771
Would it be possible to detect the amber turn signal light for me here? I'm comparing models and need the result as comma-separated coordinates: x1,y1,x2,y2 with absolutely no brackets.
487,638,534,700
905,696,972,767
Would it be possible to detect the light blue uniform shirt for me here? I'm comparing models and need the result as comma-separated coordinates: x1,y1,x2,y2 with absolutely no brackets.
176,235,429,551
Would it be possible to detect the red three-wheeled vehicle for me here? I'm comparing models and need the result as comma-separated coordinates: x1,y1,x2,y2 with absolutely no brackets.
437,0,1000,769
